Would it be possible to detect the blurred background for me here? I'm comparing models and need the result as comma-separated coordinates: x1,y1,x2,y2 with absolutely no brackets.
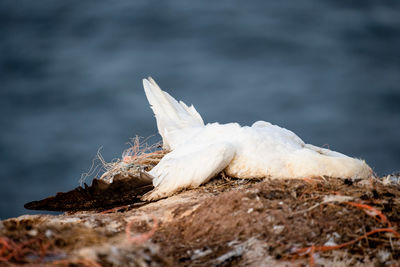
0,1,399,219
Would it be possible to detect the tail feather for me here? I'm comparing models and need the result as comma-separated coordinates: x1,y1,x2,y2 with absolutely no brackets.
143,77,204,149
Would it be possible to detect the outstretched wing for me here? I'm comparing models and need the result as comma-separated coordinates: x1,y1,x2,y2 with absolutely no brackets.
143,77,204,149
142,142,235,201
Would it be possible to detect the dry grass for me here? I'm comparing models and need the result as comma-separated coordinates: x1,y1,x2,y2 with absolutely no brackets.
80,136,167,185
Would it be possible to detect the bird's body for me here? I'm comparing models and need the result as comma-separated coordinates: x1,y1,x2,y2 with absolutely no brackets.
142,78,372,200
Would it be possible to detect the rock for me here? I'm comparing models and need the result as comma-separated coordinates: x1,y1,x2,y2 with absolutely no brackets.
2,176,400,266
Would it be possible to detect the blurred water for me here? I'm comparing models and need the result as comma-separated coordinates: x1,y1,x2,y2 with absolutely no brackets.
0,0,399,219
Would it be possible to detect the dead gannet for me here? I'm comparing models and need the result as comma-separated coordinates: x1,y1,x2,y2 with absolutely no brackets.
142,77,372,200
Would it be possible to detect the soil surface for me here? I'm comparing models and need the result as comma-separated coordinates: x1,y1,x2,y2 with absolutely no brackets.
1,174,400,266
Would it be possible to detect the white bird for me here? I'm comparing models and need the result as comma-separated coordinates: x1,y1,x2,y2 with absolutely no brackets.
142,77,372,200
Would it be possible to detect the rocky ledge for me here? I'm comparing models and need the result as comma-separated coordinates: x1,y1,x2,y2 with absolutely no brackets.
1,175,400,266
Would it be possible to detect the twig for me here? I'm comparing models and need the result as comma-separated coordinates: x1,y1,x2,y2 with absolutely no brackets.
295,228,400,256
345,202,391,227
291,195,354,216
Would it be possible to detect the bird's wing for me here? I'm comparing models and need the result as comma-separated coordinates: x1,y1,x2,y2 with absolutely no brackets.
143,77,204,149
142,142,235,201
252,120,305,147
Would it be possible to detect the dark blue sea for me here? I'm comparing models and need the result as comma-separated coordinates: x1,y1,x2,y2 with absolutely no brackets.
1,1,399,219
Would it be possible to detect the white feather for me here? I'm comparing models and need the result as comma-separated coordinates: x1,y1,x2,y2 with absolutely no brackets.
142,77,373,200
143,77,204,149
143,142,235,200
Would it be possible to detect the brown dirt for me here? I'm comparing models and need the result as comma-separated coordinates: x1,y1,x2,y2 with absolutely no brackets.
1,175,400,266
